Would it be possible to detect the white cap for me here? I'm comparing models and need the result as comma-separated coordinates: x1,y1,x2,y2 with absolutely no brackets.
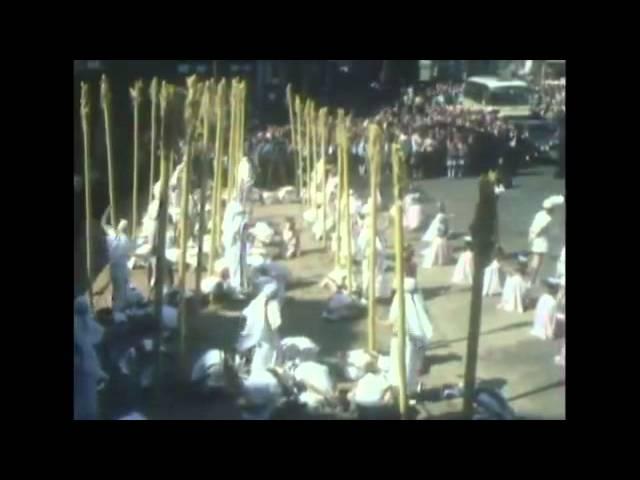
517,254,529,264
543,195,565,209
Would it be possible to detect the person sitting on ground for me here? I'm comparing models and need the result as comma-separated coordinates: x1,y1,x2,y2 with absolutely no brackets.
530,277,561,339
281,217,301,259
498,255,532,314
421,202,452,268
451,236,474,286
483,246,506,297
322,284,365,322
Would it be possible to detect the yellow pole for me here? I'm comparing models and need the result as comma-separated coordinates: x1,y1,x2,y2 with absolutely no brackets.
286,84,298,195
343,114,353,292
148,78,159,206
153,81,174,396
210,79,226,273
196,80,213,295
227,80,237,198
367,123,382,352
80,83,94,311
319,108,328,250
130,80,143,238
335,110,344,270
178,75,198,365
311,102,318,207
392,143,408,419
295,96,303,197
100,75,117,227
305,100,311,206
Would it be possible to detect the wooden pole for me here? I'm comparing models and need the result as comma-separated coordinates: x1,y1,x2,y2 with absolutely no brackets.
311,102,318,208
211,79,226,266
319,108,328,250
462,173,498,418
286,84,298,196
80,83,94,311
367,123,382,352
195,80,213,295
295,96,304,199
178,75,198,365
305,100,312,206
343,114,353,292
335,110,344,270
392,143,408,419
148,78,159,206
227,80,237,198
100,75,117,227
153,81,174,396
130,80,143,238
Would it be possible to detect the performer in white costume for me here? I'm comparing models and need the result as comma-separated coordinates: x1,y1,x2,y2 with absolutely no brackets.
281,217,300,259
236,282,282,373
482,247,506,297
221,200,250,299
451,236,473,286
529,195,564,284
357,220,392,301
530,277,561,339
101,207,133,312
556,245,565,285
421,202,452,268
236,156,255,204
498,255,531,314
387,278,433,396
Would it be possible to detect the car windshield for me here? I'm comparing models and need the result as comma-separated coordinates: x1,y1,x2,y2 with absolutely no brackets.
488,86,532,106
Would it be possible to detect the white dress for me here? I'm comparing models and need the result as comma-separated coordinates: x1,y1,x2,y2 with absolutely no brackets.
237,291,282,372
452,250,473,286
499,273,530,314
482,259,503,297
529,210,552,254
530,293,557,339
387,284,433,395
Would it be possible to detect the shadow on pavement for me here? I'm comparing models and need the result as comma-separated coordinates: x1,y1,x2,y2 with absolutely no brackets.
429,321,531,351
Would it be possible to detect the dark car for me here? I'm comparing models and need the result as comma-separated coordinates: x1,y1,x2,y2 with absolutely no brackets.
508,118,560,164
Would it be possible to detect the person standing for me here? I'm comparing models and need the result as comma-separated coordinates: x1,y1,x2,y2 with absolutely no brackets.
528,195,564,285
101,207,132,313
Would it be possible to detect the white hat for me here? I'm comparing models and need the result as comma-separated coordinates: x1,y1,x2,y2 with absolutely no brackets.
517,254,529,264
464,236,472,243
542,195,565,210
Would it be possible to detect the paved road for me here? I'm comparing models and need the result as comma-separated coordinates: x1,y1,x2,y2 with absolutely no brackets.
88,164,565,419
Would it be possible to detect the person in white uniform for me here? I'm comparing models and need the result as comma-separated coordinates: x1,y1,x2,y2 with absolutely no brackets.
528,195,564,284
451,236,474,286
387,278,433,396
483,246,506,297
530,277,561,339
421,202,452,268
222,200,250,299
101,208,133,313
236,282,282,373
498,255,531,314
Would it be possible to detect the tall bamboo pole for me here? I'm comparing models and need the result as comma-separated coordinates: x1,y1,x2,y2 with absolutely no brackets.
227,80,237,198
367,123,382,352
304,100,312,206
178,75,198,365
392,143,408,419
130,80,143,238
286,84,298,196
239,80,246,173
342,114,353,292
212,79,227,264
319,108,328,249
311,101,318,208
100,75,117,227
196,80,213,295
80,83,94,311
335,110,344,270
295,96,303,199
153,81,174,396
148,78,159,206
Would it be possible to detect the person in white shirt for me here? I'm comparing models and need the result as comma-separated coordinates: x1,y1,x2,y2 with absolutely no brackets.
101,207,133,313
530,277,561,339
528,195,564,284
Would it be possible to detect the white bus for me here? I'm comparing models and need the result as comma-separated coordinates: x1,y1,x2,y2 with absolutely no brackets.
462,76,533,118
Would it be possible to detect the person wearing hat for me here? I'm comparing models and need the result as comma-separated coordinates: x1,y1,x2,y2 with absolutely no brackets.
101,207,133,313
531,277,561,339
528,195,564,284
387,277,433,396
498,255,532,314
421,202,452,268
237,282,282,373
452,236,474,286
